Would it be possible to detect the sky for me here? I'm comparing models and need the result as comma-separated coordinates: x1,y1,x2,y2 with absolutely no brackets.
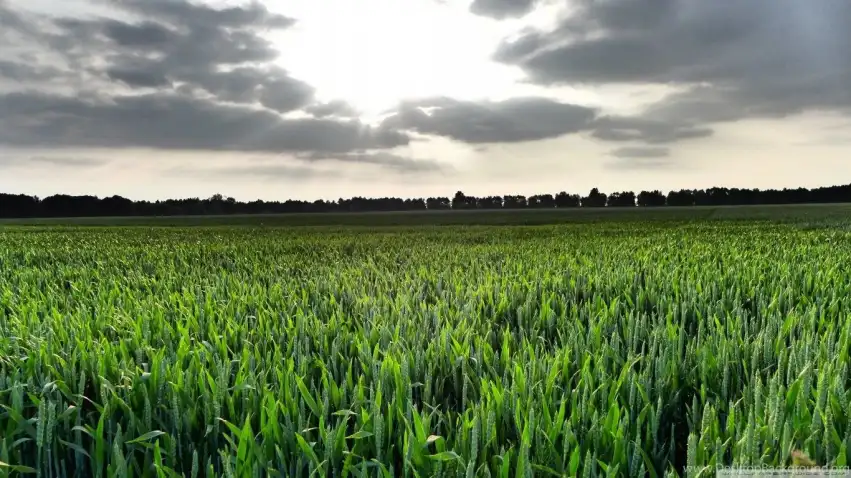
1,0,851,201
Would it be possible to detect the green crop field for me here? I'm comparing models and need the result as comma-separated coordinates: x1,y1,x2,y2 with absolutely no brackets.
2,220,851,476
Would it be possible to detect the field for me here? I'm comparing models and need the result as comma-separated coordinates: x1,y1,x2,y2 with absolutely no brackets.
3,202,851,227
2,213,851,476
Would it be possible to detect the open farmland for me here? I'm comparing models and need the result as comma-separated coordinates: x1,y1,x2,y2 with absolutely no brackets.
1,222,851,476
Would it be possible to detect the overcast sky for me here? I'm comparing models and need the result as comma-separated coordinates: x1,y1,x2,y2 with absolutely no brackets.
2,0,850,201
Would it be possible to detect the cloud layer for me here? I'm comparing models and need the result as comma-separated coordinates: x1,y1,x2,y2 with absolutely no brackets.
382,97,597,143
0,0,412,161
3,0,851,184
496,0,851,131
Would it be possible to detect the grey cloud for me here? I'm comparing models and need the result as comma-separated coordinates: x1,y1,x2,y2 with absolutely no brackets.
112,0,296,30
496,0,851,128
101,19,178,48
0,1,34,36
608,146,670,159
5,0,307,103
469,0,538,19
173,66,314,111
173,163,333,180
0,91,409,153
382,97,597,143
300,152,444,173
0,0,368,153
492,29,543,63
106,65,171,87
258,76,315,113
306,100,359,119
591,116,712,144
0,60,63,82
605,157,672,171
177,151,440,180
29,156,109,167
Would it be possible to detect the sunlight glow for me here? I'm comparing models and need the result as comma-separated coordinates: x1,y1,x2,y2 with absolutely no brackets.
270,0,525,119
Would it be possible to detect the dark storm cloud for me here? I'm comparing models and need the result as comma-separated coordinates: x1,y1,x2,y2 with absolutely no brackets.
0,91,409,152
382,97,597,144
496,0,851,128
468,0,538,19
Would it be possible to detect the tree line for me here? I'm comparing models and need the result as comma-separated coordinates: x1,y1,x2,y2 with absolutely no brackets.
2,184,851,218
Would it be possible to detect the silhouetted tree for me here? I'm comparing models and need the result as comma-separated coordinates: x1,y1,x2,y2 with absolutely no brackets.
502,195,527,209
554,191,580,208
581,188,607,207
637,190,667,207
608,191,636,207
528,194,556,208
477,196,503,209
4,182,851,218
452,191,471,210
426,197,451,210
666,189,694,206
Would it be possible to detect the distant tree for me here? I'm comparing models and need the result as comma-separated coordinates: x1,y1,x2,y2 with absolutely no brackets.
528,194,556,208
452,191,469,210
554,191,580,208
477,196,502,209
666,189,694,206
502,195,527,209
637,190,666,207
4,182,851,218
581,188,607,207
706,187,730,205
607,191,636,207
426,197,451,210
693,189,711,206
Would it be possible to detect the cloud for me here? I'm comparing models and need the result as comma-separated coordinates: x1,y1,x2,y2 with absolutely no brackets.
38,2,313,107
469,0,539,19
606,146,673,170
100,19,179,48
609,146,670,159
299,152,444,173
495,0,851,128
0,0,406,155
382,96,597,143
173,163,334,181
106,65,171,88
306,100,360,119
29,156,109,167
0,91,408,152
113,0,296,30
0,155,108,169
591,116,712,144
0,60,64,82
170,151,442,179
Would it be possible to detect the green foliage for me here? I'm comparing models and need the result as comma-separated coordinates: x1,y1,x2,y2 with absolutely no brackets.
0,223,849,476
